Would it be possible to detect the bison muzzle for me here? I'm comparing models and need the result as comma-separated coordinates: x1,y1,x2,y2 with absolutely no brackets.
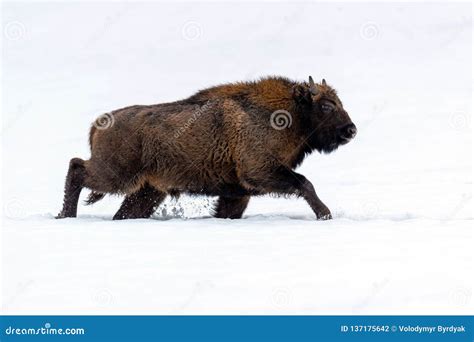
57,76,356,220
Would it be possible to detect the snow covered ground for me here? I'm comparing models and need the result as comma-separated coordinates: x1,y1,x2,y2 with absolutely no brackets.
1,2,472,314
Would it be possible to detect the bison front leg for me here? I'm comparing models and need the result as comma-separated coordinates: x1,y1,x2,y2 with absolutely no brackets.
113,183,166,220
213,196,250,219
298,177,332,220
244,168,332,220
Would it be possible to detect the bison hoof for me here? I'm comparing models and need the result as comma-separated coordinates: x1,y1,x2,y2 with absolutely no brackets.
55,210,76,219
316,207,332,220
317,213,332,220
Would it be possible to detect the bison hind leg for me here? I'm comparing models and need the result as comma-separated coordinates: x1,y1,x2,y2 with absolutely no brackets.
113,183,166,220
56,158,87,218
213,196,250,219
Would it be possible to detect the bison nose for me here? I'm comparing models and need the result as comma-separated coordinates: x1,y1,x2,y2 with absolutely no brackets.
340,123,357,140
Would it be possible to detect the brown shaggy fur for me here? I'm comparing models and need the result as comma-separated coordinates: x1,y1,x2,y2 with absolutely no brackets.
57,76,356,220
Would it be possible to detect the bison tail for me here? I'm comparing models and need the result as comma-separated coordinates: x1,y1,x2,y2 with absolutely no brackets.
84,191,105,205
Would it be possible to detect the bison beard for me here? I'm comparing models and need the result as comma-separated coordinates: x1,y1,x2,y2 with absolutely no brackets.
57,76,356,220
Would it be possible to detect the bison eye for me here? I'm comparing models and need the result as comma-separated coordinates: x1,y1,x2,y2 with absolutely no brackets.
321,103,334,114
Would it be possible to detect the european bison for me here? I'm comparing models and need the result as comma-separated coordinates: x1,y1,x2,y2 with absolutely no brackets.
57,76,356,220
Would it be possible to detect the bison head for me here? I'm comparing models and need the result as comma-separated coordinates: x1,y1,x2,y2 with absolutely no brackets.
293,76,357,154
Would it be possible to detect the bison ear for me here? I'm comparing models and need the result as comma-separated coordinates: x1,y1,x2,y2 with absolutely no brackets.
292,84,312,104
322,78,327,86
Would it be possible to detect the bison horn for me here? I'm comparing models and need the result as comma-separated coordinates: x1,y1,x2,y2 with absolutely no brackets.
308,76,318,95
322,78,327,86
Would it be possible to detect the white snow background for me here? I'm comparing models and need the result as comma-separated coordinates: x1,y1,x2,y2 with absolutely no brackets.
1,1,472,314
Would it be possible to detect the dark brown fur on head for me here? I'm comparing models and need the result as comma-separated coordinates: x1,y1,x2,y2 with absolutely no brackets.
292,77,356,155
